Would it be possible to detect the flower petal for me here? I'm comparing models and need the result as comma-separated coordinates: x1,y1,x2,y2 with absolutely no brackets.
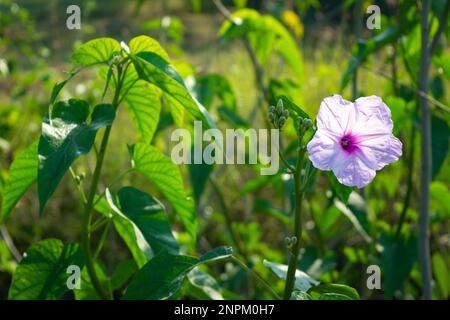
332,153,376,188
317,95,355,137
353,96,393,136
357,134,402,170
307,131,339,170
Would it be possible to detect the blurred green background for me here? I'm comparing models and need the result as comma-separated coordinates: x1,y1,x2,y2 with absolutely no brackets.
0,0,449,300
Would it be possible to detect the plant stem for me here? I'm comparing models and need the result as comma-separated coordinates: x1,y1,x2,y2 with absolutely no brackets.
94,221,111,259
283,140,305,300
231,256,281,300
279,151,295,173
418,0,432,300
81,66,124,300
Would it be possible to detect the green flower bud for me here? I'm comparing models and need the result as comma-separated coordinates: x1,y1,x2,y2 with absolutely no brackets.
277,99,284,109
282,109,290,118
276,101,284,115
303,118,313,129
269,105,276,114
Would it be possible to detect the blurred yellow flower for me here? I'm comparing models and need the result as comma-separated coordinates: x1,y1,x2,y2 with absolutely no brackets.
282,10,304,39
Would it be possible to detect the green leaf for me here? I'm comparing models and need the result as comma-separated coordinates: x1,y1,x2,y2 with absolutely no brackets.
71,37,120,67
130,50,216,129
111,259,138,292
307,283,360,300
217,106,249,128
1,142,38,222
263,259,319,292
9,239,84,299
430,181,450,222
94,196,149,268
276,95,310,120
341,26,401,90
327,171,352,204
106,186,179,256
431,115,449,178
74,262,110,300
434,54,450,80
334,197,372,243
219,9,305,83
290,291,312,300
121,66,162,143
186,268,224,300
38,100,115,214
380,232,417,299
194,74,237,111
432,253,449,298
123,246,233,299
188,145,214,204
131,143,197,242
128,35,170,60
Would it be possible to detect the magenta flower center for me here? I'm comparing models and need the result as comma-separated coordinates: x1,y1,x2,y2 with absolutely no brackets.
340,134,358,153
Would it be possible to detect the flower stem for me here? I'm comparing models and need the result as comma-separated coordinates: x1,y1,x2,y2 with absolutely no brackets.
283,142,305,300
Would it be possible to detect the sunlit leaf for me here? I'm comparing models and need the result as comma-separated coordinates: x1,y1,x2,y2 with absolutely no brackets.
9,239,84,299
38,100,115,214
131,143,197,242
94,196,149,268
130,51,215,129
72,38,120,66
432,253,449,299
187,268,224,300
121,66,162,143
106,186,179,256
1,142,38,222
219,9,305,83
123,246,233,299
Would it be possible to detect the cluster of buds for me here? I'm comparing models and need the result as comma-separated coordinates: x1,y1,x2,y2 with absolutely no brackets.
298,116,313,132
268,99,289,129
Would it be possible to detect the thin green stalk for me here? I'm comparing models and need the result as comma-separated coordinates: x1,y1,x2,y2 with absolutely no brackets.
94,221,112,259
69,167,87,205
231,256,281,300
279,151,295,173
283,140,305,300
81,65,124,300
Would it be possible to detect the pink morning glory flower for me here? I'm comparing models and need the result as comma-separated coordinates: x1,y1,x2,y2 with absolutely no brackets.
307,95,402,188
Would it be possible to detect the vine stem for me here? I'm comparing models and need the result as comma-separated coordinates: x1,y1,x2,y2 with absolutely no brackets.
81,65,124,300
283,137,305,300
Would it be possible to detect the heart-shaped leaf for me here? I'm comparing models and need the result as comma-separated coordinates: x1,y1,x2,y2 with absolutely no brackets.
9,239,84,299
123,246,233,300
38,100,115,214
105,186,179,257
